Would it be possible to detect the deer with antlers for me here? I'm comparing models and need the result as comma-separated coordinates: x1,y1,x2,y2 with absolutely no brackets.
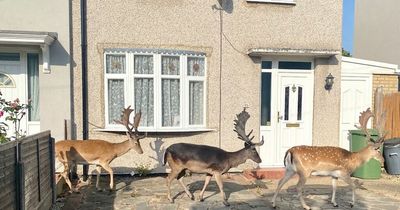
272,108,386,209
55,106,146,191
163,108,264,206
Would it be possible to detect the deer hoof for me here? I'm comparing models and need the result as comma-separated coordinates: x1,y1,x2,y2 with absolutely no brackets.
200,198,204,202
350,203,354,208
223,200,230,206
333,204,338,207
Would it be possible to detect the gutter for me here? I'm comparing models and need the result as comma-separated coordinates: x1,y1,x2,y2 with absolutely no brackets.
80,0,89,177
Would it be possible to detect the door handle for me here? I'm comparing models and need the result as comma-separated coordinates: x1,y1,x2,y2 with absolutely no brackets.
277,112,283,123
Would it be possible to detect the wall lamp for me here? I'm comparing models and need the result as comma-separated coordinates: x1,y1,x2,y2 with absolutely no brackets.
325,73,335,91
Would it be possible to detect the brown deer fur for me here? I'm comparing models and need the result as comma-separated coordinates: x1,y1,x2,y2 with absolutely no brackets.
272,108,386,210
163,108,264,206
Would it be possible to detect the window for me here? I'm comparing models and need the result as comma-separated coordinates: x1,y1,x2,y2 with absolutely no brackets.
0,52,20,61
261,61,272,126
27,53,40,121
105,49,206,131
0,73,15,87
278,61,312,70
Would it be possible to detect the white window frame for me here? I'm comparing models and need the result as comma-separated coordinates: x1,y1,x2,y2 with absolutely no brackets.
104,50,207,132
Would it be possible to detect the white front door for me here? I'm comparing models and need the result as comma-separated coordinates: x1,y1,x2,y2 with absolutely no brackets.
340,75,372,150
0,59,27,138
276,72,313,164
259,59,314,167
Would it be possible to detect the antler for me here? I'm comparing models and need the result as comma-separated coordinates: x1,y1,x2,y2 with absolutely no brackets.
115,106,146,140
234,108,254,144
355,108,374,142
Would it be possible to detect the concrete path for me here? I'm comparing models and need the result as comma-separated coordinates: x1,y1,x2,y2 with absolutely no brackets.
55,174,400,210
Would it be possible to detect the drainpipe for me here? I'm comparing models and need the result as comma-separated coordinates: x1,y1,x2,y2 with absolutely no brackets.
80,0,89,178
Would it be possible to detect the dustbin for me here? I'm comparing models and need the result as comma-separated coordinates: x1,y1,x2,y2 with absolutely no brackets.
383,138,400,175
349,129,381,179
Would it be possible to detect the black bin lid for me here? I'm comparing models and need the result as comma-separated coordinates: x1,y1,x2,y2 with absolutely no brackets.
384,138,400,146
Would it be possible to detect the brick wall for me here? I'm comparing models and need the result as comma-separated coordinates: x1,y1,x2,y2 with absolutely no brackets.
372,74,399,109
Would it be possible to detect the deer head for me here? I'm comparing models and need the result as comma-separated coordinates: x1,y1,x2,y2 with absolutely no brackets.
233,108,264,163
355,108,387,163
115,106,146,154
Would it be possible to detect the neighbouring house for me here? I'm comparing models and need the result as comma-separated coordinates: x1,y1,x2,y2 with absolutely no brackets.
340,57,399,150
70,0,342,173
354,0,400,87
0,0,72,140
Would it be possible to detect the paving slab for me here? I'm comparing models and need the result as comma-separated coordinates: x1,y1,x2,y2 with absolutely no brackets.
55,173,400,210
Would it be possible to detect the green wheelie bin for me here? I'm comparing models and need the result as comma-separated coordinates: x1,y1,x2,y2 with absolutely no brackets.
349,129,382,179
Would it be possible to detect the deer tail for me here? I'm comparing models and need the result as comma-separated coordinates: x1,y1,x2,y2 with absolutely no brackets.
284,150,292,167
162,148,168,166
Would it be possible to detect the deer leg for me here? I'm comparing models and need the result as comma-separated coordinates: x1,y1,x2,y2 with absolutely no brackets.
95,165,102,191
214,173,229,206
296,174,310,210
199,174,212,202
101,163,114,191
331,177,338,207
178,176,194,200
166,169,180,203
342,176,356,208
272,169,296,208
61,163,74,192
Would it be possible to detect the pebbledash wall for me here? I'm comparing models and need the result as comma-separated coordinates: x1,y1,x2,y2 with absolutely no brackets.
71,0,342,173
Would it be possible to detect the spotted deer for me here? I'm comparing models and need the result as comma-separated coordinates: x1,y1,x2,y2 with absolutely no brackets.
163,108,264,206
272,108,386,209
55,106,146,191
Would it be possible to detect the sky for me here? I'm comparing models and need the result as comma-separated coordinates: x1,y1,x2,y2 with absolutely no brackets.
342,0,355,54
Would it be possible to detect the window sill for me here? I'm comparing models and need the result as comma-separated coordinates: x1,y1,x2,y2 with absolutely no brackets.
246,0,296,5
95,127,216,133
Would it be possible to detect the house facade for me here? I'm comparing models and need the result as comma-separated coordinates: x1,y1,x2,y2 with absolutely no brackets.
0,0,71,140
354,0,400,68
70,0,343,173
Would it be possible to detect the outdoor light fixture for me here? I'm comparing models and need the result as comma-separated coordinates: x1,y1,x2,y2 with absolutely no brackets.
325,73,335,91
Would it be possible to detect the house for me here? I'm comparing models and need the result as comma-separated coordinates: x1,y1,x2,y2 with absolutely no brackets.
340,57,399,150
0,0,71,140
354,0,400,71
70,0,342,173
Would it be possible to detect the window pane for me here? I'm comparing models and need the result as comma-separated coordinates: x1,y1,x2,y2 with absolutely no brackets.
0,53,20,61
261,61,272,69
284,86,289,121
297,86,303,120
106,55,126,74
27,53,40,121
135,78,154,126
189,81,203,125
134,55,153,74
108,79,125,124
162,79,180,126
261,72,271,126
0,73,15,87
278,61,312,70
187,57,205,76
162,56,180,75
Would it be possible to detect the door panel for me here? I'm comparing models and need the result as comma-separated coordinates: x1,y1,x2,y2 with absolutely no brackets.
0,61,27,138
277,73,313,165
340,76,372,150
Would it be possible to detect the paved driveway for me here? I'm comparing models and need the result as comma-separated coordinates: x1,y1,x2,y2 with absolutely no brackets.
55,173,400,210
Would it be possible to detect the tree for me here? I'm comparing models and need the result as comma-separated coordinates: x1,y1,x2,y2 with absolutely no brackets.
342,48,352,57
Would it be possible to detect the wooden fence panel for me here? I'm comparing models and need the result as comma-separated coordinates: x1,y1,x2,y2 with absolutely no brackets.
0,131,54,210
383,93,400,139
0,141,17,210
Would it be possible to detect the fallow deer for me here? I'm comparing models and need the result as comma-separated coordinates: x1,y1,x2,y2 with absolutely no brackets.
272,108,386,209
55,106,146,191
163,108,264,206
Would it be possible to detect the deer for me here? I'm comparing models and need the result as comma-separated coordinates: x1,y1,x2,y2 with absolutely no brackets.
163,108,264,206
55,106,146,192
272,108,386,210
